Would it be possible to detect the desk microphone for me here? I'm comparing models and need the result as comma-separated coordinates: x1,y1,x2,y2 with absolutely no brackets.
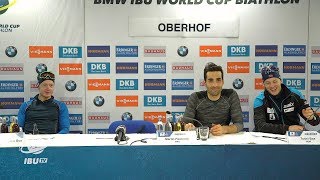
182,116,204,127
114,125,128,144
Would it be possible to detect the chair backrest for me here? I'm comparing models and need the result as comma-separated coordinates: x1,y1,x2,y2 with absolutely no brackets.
108,120,156,134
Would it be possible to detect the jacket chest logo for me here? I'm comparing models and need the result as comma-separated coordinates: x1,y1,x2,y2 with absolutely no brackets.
283,102,294,113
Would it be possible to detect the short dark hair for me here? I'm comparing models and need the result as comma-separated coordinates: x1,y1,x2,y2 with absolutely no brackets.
204,62,224,81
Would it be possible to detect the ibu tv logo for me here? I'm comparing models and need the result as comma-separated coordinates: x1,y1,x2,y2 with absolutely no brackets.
87,46,110,57
59,46,82,58
116,79,138,90
254,62,278,73
144,95,166,106
227,45,250,57
87,62,110,74
144,62,166,74
116,46,138,57
283,45,306,56
283,79,305,90
255,45,278,56
310,96,320,107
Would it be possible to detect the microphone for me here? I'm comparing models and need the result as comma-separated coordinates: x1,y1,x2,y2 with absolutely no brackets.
114,125,128,144
181,116,204,127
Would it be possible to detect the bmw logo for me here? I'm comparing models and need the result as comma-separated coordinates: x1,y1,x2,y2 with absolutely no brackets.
5,46,17,57
35,63,47,74
233,78,244,90
121,112,133,121
93,96,104,107
177,46,188,57
65,80,77,92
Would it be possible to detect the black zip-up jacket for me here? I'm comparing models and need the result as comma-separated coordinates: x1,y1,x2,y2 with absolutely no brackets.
254,84,319,134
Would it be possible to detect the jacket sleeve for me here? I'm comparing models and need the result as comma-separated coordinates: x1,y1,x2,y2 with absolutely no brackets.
229,90,243,132
291,89,320,126
18,102,28,128
58,102,70,134
253,95,289,135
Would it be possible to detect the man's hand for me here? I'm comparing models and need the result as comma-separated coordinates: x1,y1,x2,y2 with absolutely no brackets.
184,123,195,131
210,124,227,136
288,125,304,131
302,107,315,120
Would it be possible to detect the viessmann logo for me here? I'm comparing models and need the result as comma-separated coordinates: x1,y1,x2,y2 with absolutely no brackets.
199,45,222,57
59,63,82,75
116,96,138,107
143,112,166,123
29,46,53,58
227,62,250,73
87,79,110,90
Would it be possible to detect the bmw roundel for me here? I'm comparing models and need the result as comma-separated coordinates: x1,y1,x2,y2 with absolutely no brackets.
65,80,77,91
93,96,104,107
35,63,47,74
121,112,133,121
233,78,244,90
177,46,188,57
5,46,17,57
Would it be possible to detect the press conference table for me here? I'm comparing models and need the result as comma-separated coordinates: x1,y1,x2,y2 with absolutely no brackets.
0,132,319,180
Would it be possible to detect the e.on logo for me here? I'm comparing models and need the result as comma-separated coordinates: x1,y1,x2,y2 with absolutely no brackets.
29,46,53,58
88,79,110,90
59,63,82,75
116,96,138,107
255,78,264,90
227,62,250,73
199,46,222,57
144,112,166,123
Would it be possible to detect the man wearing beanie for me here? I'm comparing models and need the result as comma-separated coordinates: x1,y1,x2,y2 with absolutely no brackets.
18,71,70,134
254,65,319,134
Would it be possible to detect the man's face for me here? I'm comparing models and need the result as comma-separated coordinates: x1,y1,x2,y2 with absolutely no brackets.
38,80,54,100
205,71,224,97
263,77,282,96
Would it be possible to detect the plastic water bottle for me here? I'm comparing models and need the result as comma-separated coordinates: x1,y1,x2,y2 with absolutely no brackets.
156,116,164,131
164,112,173,131
33,123,39,135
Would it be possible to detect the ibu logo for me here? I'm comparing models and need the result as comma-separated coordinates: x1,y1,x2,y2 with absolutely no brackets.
255,62,278,73
227,45,250,57
116,79,138,90
283,79,305,90
310,96,320,107
144,95,166,106
24,158,48,165
87,63,110,74
59,46,82,58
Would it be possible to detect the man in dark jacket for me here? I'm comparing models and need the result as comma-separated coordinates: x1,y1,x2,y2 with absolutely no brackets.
254,65,319,134
18,71,70,134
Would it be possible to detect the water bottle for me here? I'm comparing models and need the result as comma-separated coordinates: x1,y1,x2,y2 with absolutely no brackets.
0,117,8,133
164,112,173,131
11,116,19,133
174,114,182,131
33,123,39,135
156,116,164,131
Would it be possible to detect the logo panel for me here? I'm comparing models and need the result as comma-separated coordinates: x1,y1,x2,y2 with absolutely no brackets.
144,112,166,123
116,79,138,90
116,63,138,74
0,63,23,75
171,79,194,90
227,45,250,57
29,46,53,58
115,46,138,57
144,62,166,74
310,96,320,107
171,95,189,106
87,129,108,134
311,80,320,91
239,95,249,106
227,62,250,73
144,79,166,90
59,46,82,58
58,97,82,108
87,63,110,74
199,45,222,57
0,81,24,92
5,46,17,57
283,78,305,90
311,63,320,74
87,46,110,57
87,79,110,90
172,62,194,74
242,111,249,122
69,114,83,125
311,46,320,57
255,45,278,56
283,45,306,56
88,112,110,123
144,46,166,57
254,62,278,73
144,95,166,106
0,98,24,109
283,62,305,73
59,63,82,75
254,78,264,90
116,96,138,107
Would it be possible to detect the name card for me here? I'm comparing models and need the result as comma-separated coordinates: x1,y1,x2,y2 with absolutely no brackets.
286,131,320,144
156,131,197,142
